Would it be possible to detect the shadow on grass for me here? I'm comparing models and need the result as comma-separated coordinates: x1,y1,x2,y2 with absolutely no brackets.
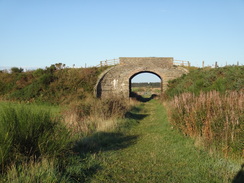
125,111,149,120
130,92,158,103
129,105,143,113
232,164,244,183
67,132,138,181
68,102,148,181
74,132,139,154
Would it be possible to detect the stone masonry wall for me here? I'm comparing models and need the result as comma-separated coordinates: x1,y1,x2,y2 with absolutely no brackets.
95,57,188,98
120,57,173,68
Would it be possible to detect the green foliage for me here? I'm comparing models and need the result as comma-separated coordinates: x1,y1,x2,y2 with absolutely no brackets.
0,98,241,182
0,97,130,182
2,159,69,183
0,104,71,173
0,64,108,104
165,66,244,158
79,100,241,182
165,66,244,98
11,67,23,73
33,68,45,78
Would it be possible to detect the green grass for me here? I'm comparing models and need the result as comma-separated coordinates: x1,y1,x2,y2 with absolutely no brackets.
0,98,131,182
0,102,71,175
0,64,109,104
1,100,242,182
165,66,244,98
77,100,243,182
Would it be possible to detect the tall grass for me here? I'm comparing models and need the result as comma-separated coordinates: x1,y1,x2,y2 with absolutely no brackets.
0,104,71,174
0,96,132,182
167,90,243,157
3,159,68,183
63,96,130,136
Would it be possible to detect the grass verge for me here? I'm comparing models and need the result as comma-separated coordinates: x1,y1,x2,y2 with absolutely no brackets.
81,100,243,182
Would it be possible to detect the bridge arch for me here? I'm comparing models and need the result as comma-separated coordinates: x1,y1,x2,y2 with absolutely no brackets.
94,57,188,98
129,71,162,97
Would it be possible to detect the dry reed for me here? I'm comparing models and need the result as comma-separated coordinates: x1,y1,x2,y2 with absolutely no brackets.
168,90,244,157
62,96,130,136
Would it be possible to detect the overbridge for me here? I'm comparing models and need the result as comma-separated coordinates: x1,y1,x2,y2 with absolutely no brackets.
95,57,189,98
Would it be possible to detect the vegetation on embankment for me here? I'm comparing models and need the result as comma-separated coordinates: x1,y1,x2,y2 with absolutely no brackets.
0,64,109,104
0,64,243,181
165,65,244,98
165,66,244,158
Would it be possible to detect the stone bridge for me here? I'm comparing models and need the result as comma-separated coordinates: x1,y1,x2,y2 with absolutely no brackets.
94,57,188,98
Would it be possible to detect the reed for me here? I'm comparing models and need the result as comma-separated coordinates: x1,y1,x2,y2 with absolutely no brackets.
167,90,244,157
63,96,130,136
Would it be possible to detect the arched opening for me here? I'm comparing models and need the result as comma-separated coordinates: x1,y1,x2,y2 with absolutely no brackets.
129,71,162,101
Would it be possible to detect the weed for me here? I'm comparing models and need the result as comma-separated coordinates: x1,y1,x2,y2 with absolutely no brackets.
167,90,244,157
63,96,130,136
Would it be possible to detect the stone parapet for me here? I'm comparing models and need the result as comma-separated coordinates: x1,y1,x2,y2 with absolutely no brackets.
95,57,187,98
119,57,173,68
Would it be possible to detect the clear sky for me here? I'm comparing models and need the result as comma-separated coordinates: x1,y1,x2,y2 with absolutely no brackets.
0,0,243,81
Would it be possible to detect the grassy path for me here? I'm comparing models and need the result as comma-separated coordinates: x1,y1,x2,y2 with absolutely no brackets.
87,100,242,182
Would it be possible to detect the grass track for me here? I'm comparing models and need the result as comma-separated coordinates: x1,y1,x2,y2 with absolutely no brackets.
87,100,242,183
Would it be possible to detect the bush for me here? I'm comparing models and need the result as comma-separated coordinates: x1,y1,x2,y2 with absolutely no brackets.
11,67,23,73
33,68,45,78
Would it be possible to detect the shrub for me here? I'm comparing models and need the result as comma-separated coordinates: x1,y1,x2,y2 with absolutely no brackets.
33,68,45,78
11,67,23,73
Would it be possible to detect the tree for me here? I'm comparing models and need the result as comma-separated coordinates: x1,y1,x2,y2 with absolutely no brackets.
11,67,24,73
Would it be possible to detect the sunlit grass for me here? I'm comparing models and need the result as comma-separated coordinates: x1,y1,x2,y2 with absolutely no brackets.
0,103,71,177
84,100,242,182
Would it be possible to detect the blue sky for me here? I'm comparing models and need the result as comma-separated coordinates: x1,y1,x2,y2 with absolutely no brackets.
0,0,243,81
